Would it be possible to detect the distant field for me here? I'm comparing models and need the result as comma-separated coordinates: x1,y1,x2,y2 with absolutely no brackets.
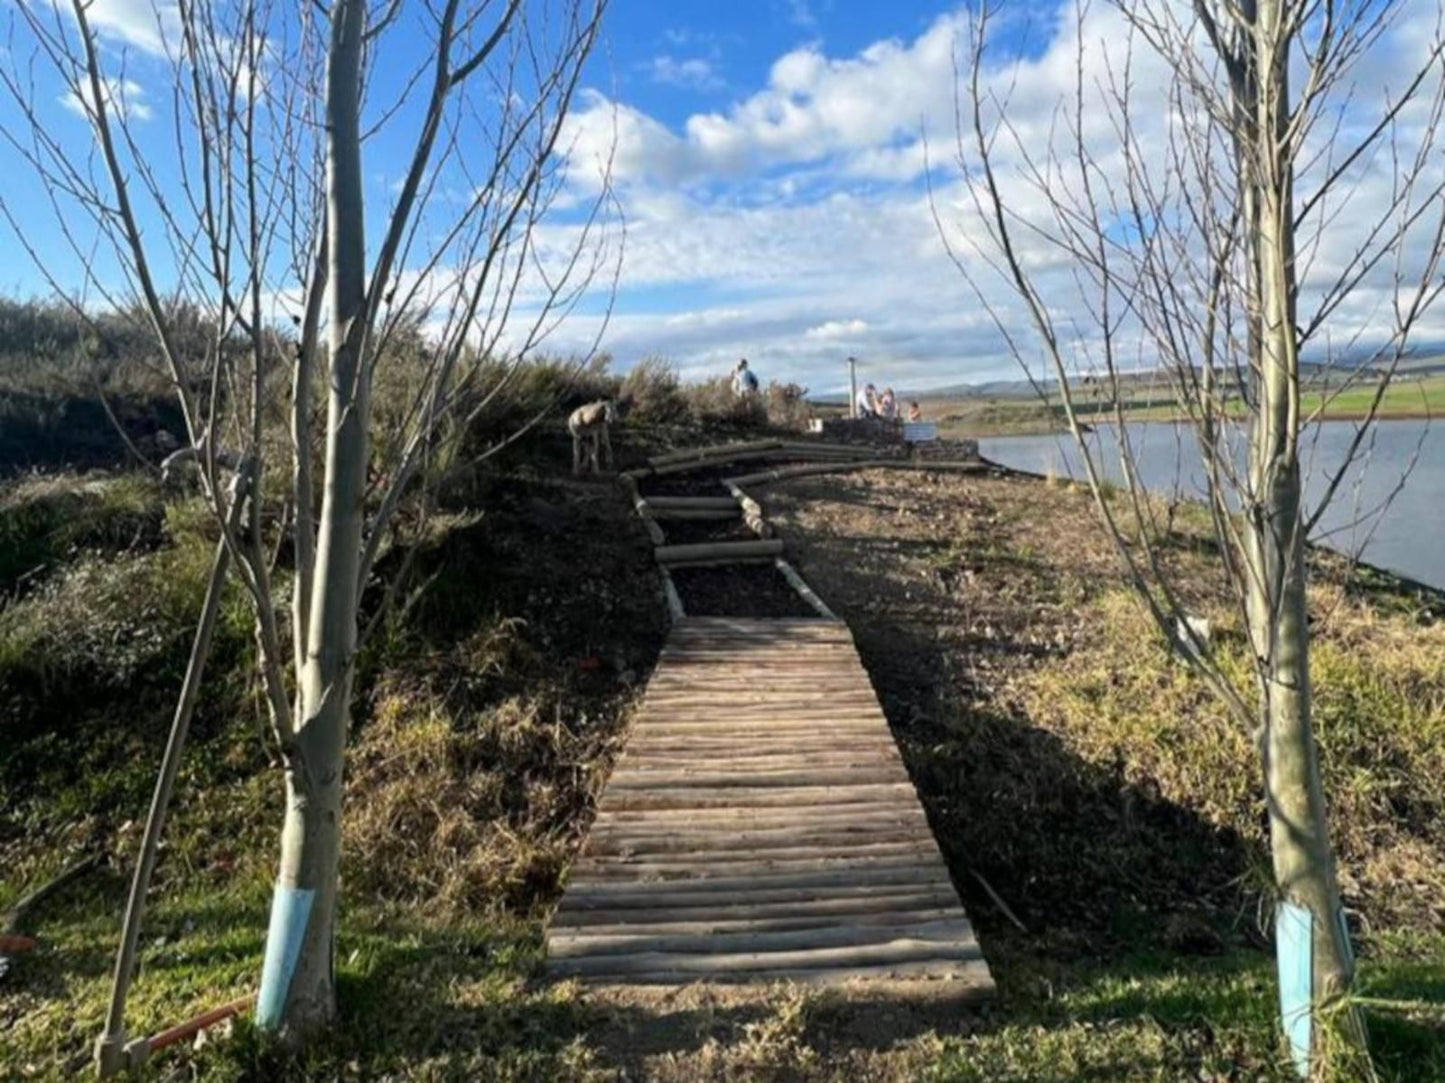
916,374,1445,437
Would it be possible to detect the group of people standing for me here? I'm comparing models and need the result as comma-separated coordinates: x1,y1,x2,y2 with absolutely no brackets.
732,359,922,423
856,383,921,422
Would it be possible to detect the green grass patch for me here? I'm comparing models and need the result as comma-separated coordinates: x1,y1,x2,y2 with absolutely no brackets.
926,374,1445,437
0,473,163,592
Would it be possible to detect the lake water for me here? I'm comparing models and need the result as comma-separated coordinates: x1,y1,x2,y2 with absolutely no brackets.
980,420,1445,590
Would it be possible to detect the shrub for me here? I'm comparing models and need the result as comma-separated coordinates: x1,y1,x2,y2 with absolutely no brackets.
448,353,618,452
683,375,767,426
619,357,690,426
765,380,812,430
0,523,249,692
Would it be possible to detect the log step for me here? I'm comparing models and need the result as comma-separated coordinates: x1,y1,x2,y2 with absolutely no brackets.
648,440,785,468
655,539,784,566
645,496,742,510
647,507,742,520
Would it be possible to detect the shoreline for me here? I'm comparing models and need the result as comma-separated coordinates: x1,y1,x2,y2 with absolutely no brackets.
946,410,1438,439
976,455,1445,602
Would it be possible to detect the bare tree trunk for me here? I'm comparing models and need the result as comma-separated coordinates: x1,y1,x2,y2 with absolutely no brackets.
1248,0,1361,1066
6,0,612,1057
1260,479,1358,1003
1250,433,1362,1065
256,0,368,1039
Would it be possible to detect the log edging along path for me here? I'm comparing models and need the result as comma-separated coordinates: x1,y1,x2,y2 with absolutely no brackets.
544,439,996,991
619,437,985,618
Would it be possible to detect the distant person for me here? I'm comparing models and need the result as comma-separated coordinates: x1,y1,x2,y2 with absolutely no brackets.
732,358,759,397
907,401,923,422
856,382,878,418
879,387,898,420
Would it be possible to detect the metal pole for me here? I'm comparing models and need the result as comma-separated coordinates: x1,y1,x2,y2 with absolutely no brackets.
95,467,251,1078
848,357,858,419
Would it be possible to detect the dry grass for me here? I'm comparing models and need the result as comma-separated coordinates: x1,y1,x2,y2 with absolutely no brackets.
759,467,1444,1079
347,634,633,918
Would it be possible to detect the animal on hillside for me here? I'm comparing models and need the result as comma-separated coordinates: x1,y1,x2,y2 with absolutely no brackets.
568,398,627,475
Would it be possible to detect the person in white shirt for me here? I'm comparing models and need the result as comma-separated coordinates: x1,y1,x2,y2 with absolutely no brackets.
856,382,878,418
732,358,759,397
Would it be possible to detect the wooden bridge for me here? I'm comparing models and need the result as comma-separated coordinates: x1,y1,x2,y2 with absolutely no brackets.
547,615,994,992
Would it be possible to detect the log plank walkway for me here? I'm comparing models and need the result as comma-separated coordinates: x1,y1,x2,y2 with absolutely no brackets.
548,615,994,992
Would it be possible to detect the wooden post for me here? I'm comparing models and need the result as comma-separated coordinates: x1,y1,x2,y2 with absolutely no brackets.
97,466,252,1078
618,474,666,546
723,481,772,539
659,569,686,622
848,357,858,419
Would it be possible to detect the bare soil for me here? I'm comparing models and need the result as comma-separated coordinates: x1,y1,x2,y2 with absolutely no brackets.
669,564,818,617
639,455,822,619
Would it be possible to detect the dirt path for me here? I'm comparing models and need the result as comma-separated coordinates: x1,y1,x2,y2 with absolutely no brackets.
556,455,1003,1078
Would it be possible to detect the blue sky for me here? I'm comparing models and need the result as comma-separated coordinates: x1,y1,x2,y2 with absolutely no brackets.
553,0,1043,392
600,2,922,122
1,0,1441,395
546,0,1445,392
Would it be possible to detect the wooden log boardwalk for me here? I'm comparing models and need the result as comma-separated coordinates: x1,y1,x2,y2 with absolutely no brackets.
548,616,995,993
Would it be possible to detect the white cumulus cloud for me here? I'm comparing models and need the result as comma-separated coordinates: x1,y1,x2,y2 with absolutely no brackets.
806,318,869,339
565,11,969,186
83,0,178,55
540,1,1445,393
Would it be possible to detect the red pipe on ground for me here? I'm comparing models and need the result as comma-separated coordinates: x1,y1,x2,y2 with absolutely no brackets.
144,994,254,1053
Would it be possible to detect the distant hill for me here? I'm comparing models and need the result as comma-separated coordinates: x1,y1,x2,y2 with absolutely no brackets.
851,348,1445,404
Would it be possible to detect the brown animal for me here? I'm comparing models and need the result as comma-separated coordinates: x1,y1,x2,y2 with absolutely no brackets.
568,399,619,475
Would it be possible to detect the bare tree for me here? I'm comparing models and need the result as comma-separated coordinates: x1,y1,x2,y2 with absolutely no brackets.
0,0,612,1063
941,0,1444,1073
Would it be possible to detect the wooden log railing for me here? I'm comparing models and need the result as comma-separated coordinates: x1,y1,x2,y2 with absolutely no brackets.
624,442,983,620
648,448,869,478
